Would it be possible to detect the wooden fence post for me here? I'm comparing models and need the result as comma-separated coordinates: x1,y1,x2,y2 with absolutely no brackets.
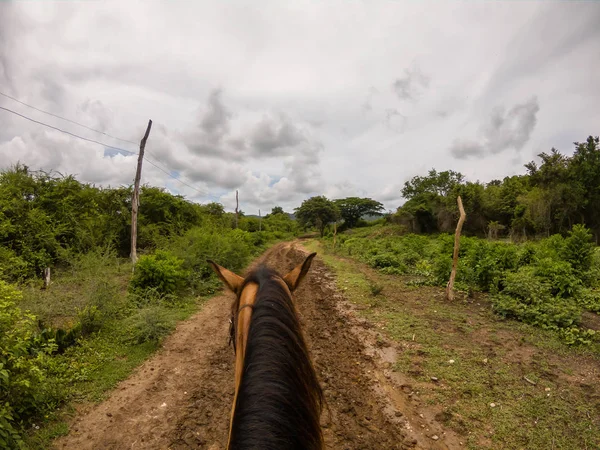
333,222,337,251
42,267,51,290
446,196,466,301
131,119,153,267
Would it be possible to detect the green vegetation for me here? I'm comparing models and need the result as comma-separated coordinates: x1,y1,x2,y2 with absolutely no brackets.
0,165,299,447
393,136,600,241
326,224,599,345
295,195,340,237
333,197,385,229
307,239,600,450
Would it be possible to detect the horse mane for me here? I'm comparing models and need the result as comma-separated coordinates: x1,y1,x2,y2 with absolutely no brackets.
229,265,323,450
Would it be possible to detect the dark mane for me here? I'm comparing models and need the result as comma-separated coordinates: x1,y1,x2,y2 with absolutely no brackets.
229,265,323,450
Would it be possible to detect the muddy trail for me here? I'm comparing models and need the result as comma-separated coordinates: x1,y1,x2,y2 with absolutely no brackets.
56,242,456,449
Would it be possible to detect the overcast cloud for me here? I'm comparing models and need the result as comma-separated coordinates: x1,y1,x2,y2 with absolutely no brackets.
1,1,598,212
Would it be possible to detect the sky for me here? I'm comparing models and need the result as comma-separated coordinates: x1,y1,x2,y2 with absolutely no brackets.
1,1,599,214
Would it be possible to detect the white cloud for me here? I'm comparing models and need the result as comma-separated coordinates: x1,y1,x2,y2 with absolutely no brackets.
0,1,598,213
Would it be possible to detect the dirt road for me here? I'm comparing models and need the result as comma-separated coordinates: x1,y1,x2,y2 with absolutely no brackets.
56,242,454,449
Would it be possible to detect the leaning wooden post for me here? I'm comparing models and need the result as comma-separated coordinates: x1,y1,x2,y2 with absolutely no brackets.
446,196,466,301
131,119,153,267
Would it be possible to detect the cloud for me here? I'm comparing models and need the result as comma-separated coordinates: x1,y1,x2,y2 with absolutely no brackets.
250,114,306,156
384,108,407,133
392,66,430,101
184,89,233,157
200,89,231,137
450,97,540,159
0,2,598,215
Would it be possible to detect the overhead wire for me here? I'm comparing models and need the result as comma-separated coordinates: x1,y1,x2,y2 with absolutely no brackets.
0,104,222,201
0,91,138,145
0,105,138,155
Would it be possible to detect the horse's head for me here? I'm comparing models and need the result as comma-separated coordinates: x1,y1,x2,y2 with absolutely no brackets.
208,252,316,360
207,252,320,449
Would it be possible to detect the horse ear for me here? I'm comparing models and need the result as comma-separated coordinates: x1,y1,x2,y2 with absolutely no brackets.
207,260,244,293
283,252,317,292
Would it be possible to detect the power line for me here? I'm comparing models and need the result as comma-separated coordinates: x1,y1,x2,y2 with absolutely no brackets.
0,105,137,156
0,91,138,145
0,104,221,201
142,157,213,197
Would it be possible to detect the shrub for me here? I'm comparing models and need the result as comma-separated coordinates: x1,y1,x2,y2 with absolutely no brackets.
77,305,104,336
0,247,30,283
0,281,55,448
576,289,600,313
562,224,595,278
121,307,172,344
169,227,255,293
533,258,581,299
130,250,186,295
492,267,583,342
367,252,403,269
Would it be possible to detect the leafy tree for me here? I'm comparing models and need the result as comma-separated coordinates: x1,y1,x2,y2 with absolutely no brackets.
270,206,285,216
569,136,600,240
402,169,465,200
294,196,339,237
334,197,384,229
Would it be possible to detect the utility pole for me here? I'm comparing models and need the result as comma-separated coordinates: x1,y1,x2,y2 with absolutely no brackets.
131,119,153,266
235,190,239,229
259,209,262,232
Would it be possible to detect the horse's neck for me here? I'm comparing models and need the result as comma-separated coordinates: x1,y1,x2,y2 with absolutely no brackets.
229,298,322,450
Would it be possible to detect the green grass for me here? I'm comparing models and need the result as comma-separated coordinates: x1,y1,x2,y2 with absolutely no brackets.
306,239,600,450
14,252,207,449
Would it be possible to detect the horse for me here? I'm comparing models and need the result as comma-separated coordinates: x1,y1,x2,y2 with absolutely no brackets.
208,252,323,450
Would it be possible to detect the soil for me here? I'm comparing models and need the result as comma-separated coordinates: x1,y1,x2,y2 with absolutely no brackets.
54,242,459,449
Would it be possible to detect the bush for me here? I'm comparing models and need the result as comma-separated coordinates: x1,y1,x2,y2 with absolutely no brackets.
77,305,104,336
0,247,30,283
533,258,581,298
121,307,173,344
0,281,55,448
169,227,258,294
130,250,186,295
562,224,595,278
577,289,600,313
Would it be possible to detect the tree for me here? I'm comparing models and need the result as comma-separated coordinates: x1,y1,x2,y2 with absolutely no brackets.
333,197,384,229
569,136,600,241
294,196,339,237
402,169,465,200
270,206,285,216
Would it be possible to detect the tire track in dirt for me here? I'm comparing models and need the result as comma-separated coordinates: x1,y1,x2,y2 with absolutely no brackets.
56,242,449,449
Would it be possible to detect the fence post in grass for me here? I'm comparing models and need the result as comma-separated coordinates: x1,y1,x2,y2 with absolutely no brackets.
333,221,338,251
42,267,51,290
446,195,466,301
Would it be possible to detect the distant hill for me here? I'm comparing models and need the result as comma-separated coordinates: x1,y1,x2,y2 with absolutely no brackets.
245,213,296,220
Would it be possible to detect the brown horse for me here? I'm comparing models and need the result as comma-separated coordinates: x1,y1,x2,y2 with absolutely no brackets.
208,252,323,450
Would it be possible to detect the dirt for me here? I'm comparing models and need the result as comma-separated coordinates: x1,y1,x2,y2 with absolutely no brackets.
56,242,457,449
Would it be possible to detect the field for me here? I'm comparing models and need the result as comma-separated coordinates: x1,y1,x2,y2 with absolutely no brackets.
305,235,600,449
12,236,597,449
2,167,599,449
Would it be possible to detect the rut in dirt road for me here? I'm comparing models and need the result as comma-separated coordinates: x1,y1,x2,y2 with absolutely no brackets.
56,242,430,449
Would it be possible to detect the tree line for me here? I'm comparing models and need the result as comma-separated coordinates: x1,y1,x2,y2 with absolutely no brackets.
294,135,600,241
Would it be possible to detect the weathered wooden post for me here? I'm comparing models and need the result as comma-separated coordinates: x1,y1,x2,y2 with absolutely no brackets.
446,196,466,301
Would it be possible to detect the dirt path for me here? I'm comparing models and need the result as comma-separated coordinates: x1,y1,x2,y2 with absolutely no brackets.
56,242,452,449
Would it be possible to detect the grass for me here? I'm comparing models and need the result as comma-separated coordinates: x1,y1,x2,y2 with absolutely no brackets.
16,251,207,449
305,239,600,450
